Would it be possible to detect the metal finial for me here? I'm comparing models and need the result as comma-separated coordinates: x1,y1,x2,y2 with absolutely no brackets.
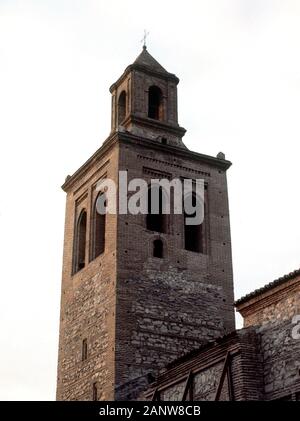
141,29,149,49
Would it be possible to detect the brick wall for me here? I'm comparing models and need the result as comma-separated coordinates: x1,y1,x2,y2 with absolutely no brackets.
56,141,119,401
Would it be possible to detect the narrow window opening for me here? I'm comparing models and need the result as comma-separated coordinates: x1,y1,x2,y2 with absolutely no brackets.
148,86,163,120
161,137,167,145
118,91,126,125
184,219,203,253
153,239,163,258
91,193,106,260
184,193,205,253
92,383,98,401
74,210,87,273
146,186,166,233
82,338,88,361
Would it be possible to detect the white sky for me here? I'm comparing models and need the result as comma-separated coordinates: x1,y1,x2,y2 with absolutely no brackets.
0,0,300,401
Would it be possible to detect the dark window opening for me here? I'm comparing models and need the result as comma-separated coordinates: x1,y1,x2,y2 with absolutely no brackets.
92,383,98,401
118,91,126,125
184,194,205,253
161,137,167,145
91,193,106,260
82,339,88,361
74,210,87,273
184,220,203,253
148,86,163,120
146,186,166,233
153,239,163,258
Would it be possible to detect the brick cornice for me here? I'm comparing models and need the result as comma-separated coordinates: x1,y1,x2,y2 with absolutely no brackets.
110,64,179,93
123,114,187,138
118,131,232,171
61,130,232,193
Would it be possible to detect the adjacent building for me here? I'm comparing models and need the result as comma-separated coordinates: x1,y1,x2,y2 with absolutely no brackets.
143,270,300,401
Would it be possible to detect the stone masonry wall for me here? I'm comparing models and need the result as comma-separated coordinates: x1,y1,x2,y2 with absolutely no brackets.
142,328,263,401
115,269,227,400
256,318,300,400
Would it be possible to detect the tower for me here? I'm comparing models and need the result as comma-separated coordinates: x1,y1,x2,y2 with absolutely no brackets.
56,47,235,401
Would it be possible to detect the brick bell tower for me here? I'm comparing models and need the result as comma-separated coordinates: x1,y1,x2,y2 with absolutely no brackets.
56,47,235,401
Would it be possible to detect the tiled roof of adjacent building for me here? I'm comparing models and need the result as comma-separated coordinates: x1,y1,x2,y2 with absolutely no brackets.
235,268,300,306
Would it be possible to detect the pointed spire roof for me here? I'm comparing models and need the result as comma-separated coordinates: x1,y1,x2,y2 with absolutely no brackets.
110,47,179,93
133,46,168,74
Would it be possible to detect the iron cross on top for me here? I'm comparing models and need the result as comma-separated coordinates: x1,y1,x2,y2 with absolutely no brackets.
141,30,150,48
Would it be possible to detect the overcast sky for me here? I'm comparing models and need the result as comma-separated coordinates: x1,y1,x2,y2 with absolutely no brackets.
1,0,300,400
